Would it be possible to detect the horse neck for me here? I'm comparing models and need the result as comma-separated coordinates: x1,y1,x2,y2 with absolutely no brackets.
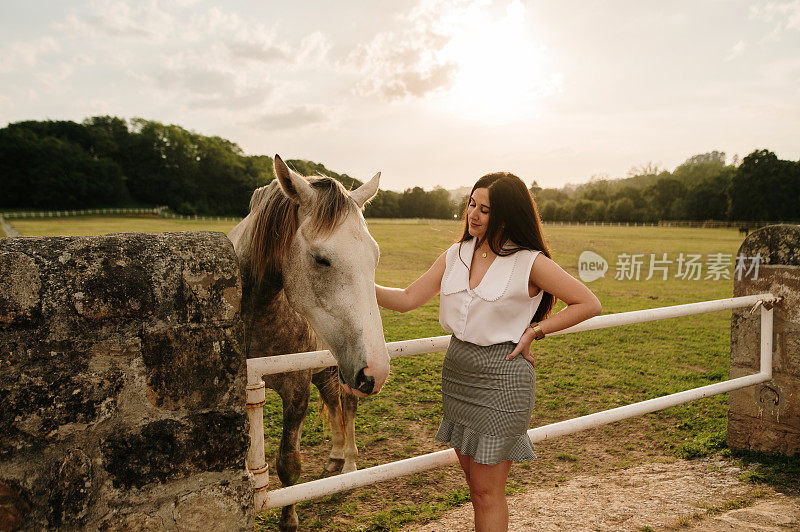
241,268,319,359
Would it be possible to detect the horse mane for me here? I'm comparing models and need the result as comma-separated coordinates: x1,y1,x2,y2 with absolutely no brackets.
246,176,355,288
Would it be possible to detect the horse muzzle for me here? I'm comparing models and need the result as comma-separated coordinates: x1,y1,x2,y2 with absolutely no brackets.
340,368,376,397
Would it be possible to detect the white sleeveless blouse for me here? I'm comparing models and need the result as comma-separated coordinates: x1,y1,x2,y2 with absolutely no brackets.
439,238,544,346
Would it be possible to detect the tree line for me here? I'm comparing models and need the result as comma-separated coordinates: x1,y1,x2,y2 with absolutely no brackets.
0,117,265,215
534,150,800,223
1,117,797,221
0,116,461,218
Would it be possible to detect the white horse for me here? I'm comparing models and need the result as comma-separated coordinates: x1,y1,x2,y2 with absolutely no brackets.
228,155,389,531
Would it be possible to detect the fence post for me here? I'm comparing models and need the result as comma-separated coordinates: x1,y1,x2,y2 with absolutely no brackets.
728,224,800,456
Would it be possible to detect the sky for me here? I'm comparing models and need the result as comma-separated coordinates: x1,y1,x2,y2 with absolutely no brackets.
1,0,799,192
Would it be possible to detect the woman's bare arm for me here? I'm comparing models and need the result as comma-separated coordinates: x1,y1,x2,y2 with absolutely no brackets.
507,253,602,361
531,253,602,334
376,251,447,313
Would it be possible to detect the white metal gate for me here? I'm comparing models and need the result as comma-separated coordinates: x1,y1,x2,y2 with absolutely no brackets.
245,293,781,512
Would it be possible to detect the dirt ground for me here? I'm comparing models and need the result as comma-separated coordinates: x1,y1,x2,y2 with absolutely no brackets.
402,458,800,531
262,417,796,530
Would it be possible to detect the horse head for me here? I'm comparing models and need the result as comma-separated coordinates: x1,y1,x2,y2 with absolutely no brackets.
266,154,389,396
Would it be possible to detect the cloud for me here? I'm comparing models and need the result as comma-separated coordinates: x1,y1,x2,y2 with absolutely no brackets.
296,32,331,64
725,39,747,61
228,39,292,63
226,26,330,66
34,62,75,91
190,86,274,110
344,0,560,120
156,60,238,96
146,45,274,111
54,2,332,113
0,93,12,114
247,105,332,130
750,1,800,35
357,61,459,100
0,37,60,72
343,0,476,100
56,0,174,40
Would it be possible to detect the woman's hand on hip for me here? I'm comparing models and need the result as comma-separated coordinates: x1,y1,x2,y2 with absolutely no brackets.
506,328,536,367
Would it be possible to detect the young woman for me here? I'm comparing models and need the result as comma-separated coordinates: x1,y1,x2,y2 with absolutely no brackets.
375,172,602,531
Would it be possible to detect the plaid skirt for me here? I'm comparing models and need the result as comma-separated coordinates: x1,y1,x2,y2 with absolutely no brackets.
435,335,536,465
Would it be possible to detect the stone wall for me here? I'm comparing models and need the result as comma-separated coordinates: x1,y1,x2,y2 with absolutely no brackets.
728,224,800,456
0,232,253,530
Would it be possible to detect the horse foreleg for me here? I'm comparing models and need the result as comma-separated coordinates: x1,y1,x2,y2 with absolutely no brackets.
341,391,359,474
276,383,310,532
312,368,346,475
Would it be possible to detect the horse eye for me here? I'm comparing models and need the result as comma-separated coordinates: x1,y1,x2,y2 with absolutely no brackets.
313,255,331,267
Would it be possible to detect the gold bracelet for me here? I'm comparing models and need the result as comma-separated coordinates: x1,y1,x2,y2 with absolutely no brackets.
528,322,545,340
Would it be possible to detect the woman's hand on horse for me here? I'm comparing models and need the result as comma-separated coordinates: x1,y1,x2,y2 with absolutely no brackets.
506,328,536,366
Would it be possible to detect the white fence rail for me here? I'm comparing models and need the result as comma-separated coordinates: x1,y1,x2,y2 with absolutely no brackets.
0,206,168,218
0,207,243,224
245,293,781,512
540,220,798,228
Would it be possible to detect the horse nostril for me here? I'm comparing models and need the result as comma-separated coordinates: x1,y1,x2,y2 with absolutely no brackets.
355,368,375,395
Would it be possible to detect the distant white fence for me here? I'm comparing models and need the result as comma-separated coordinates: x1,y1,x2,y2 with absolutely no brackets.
543,221,661,227
245,293,782,512
0,206,242,223
158,210,242,222
540,220,798,228
364,219,798,228
1,208,794,228
1,206,168,218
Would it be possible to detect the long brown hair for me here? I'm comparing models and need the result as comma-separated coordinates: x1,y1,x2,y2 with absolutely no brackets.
458,172,555,322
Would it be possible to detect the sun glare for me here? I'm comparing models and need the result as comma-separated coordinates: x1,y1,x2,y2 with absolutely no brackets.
435,1,558,121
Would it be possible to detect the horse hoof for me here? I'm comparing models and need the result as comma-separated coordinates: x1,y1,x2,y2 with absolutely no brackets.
341,463,357,474
323,458,345,476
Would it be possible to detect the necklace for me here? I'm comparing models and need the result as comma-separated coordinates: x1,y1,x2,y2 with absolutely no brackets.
481,252,487,258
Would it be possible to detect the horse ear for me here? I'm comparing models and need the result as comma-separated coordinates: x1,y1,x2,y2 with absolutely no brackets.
274,154,314,205
350,172,381,208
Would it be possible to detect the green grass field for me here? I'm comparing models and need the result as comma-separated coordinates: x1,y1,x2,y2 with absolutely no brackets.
9,216,798,530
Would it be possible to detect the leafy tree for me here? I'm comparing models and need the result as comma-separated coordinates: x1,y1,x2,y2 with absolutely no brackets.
453,193,469,219
285,159,362,191
0,127,127,208
364,190,401,217
608,197,635,222
682,151,726,166
682,169,732,220
83,115,131,160
243,155,274,185
612,185,646,210
538,200,560,221
672,153,728,188
570,198,604,222
646,177,686,220
729,149,800,221
398,187,426,218
536,188,570,204
626,162,663,178
528,180,542,199
427,187,455,218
